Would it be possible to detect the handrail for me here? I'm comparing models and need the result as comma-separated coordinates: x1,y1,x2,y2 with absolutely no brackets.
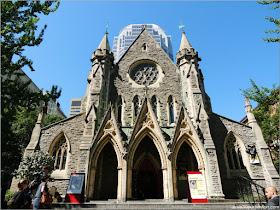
237,175,268,206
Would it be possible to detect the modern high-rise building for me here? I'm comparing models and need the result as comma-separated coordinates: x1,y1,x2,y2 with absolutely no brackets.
112,24,173,62
68,98,82,117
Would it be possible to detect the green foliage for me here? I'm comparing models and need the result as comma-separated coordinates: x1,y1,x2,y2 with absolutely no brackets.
1,1,60,186
240,79,279,171
4,190,15,202
43,113,65,127
13,151,55,181
257,0,280,43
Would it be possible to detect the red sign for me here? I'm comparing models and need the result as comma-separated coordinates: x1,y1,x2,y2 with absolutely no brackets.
64,173,85,203
187,171,208,203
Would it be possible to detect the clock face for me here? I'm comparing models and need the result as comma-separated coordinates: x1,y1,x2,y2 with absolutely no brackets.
130,63,159,86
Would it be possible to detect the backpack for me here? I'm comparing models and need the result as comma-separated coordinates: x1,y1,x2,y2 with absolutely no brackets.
7,196,18,209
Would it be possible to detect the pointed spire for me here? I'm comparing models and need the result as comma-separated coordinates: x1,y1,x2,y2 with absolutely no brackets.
244,97,257,125
244,97,253,113
179,31,193,51
97,32,111,51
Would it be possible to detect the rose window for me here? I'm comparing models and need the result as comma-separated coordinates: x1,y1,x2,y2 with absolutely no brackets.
130,63,159,86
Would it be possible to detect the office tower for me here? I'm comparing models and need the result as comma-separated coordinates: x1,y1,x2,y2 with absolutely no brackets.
112,24,173,62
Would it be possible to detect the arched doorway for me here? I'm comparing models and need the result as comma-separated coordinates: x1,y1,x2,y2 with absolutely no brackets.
176,141,198,199
93,142,118,200
132,136,163,199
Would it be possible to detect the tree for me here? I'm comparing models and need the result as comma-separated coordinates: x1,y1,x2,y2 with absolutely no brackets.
240,79,279,171
257,0,280,43
13,151,55,181
1,1,61,187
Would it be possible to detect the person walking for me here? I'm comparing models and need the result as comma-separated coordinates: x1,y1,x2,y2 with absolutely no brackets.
33,175,52,210
8,179,29,209
265,186,280,207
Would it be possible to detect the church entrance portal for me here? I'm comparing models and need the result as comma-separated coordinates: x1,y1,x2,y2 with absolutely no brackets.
176,141,198,200
132,136,163,199
93,142,118,200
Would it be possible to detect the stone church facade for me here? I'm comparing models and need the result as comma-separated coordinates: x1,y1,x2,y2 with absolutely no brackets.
22,26,279,201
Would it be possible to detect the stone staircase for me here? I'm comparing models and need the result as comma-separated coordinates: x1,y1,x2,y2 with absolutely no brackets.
49,199,263,209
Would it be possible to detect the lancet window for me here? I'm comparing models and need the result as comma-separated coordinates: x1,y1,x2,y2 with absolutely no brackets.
168,96,175,124
225,135,245,170
133,96,140,122
117,96,122,123
52,135,68,171
151,95,157,117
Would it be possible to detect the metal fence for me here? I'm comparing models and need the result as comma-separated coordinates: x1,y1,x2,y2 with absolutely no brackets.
237,175,268,206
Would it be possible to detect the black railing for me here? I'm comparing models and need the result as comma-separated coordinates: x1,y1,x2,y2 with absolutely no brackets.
237,175,268,206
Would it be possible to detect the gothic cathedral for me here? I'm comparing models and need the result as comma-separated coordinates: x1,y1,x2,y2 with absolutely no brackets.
23,26,279,201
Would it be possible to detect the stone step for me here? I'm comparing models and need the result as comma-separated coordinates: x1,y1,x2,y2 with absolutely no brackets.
49,200,263,209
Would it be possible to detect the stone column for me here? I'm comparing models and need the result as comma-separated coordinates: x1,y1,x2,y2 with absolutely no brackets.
88,168,96,199
162,168,169,199
117,167,122,200
120,161,127,202
127,168,132,198
167,160,174,201
172,167,178,199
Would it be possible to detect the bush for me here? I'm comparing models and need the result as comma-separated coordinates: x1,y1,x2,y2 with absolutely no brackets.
5,189,14,202
13,151,55,180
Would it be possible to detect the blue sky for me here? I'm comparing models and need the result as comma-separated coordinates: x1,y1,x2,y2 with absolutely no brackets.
22,1,279,121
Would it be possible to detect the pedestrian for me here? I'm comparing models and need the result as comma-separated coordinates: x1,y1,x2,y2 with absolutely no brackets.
23,180,32,209
265,186,279,207
33,174,52,210
30,166,49,196
8,179,29,209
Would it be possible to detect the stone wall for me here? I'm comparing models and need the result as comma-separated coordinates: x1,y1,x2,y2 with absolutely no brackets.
39,114,85,196
112,30,182,127
209,113,267,198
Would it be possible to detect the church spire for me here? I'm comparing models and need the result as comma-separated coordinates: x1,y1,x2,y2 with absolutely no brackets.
91,31,114,62
179,31,193,51
97,32,111,51
176,31,197,65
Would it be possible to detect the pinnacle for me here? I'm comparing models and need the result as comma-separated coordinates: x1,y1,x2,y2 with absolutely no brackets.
179,31,193,51
97,33,111,51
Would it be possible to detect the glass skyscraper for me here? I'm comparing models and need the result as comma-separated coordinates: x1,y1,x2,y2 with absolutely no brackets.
112,24,173,63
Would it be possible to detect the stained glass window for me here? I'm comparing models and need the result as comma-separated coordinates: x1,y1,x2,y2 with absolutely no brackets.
130,63,159,86
52,136,68,171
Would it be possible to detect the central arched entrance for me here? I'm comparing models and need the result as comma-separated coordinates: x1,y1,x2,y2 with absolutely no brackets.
176,141,198,199
132,136,163,199
93,142,118,200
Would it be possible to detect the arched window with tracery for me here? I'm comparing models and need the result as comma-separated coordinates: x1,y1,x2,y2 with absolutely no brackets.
168,96,174,124
225,134,245,171
133,96,140,122
52,135,68,171
151,95,157,117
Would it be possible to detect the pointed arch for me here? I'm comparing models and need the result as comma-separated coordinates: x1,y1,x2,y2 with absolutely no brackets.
172,133,205,170
89,133,123,169
127,127,167,170
48,132,71,171
224,131,248,177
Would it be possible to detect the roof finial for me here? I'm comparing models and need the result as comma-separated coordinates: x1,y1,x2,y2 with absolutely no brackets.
105,21,109,34
143,24,147,30
179,20,185,34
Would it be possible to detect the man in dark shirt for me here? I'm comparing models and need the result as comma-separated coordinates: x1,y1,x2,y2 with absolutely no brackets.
265,186,280,207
